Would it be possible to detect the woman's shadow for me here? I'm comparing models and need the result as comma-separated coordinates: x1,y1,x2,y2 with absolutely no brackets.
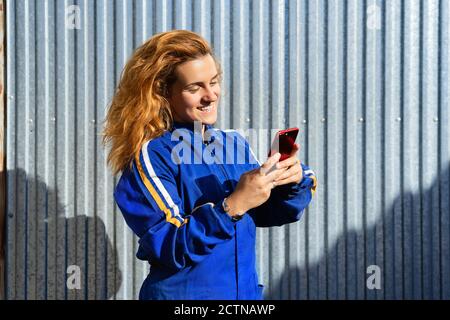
267,164,450,300
2,168,122,300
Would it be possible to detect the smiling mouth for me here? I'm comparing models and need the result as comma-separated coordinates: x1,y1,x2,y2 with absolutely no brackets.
197,105,214,113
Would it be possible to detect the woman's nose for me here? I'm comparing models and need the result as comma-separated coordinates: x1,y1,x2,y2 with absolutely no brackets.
202,86,218,102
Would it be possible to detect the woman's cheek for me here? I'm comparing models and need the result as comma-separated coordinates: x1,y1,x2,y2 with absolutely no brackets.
191,95,202,108
181,93,198,108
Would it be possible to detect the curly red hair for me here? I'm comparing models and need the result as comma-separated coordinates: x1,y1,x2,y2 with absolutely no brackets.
102,30,222,175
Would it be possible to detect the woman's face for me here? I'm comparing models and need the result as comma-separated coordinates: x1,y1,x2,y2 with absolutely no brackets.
167,54,221,126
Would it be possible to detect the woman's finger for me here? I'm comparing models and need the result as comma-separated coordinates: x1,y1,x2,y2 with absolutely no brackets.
273,176,298,186
260,152,281,175
276,144,300,169
276,156,300,170
274,165,299,182
264,166,288,182
274,168,303,186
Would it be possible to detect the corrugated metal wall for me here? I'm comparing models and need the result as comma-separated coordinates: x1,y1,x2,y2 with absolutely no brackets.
4,0,450,300
0,0,5,302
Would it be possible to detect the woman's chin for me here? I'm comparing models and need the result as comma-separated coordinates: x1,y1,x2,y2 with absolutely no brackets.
197,112,217,125
202,117,217,125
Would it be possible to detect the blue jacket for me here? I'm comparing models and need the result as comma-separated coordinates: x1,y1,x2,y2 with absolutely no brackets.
114,122,317,300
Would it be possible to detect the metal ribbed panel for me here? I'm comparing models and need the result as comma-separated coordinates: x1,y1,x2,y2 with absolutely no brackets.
384,0,400,299
4,0,450,300
440,0,450,301
0,0,5,302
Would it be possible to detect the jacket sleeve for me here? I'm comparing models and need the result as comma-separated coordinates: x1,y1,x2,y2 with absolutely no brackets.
248,163,317,227
113,140,236,272
241,135,317,227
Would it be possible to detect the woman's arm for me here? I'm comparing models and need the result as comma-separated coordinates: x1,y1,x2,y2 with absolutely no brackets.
227,134,317,227
114,140,237,273
247,163,317,227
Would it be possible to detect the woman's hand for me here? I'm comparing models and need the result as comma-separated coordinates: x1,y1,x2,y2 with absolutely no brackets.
273,143,303,186
225,153,287,216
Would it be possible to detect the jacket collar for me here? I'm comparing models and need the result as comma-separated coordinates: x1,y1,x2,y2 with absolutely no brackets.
170,121,216,144
171,121,214,132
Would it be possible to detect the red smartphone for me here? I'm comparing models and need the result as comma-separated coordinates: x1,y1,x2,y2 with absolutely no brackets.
268,127,299,161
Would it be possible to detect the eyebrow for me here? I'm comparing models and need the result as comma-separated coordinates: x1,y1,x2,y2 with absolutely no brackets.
184,73,220,88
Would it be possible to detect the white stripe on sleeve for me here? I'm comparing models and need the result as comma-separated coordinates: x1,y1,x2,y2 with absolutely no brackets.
141,141,183,221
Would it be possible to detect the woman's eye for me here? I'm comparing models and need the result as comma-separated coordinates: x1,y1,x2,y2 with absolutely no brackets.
187,87,200,93
210,81,218,86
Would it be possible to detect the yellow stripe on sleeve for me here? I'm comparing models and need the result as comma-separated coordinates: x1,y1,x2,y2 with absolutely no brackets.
135,157,188,228
310,175,317,196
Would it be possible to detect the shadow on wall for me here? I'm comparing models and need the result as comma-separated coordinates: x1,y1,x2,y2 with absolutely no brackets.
4,169,122,300
0,167,5,300
268,164,450,300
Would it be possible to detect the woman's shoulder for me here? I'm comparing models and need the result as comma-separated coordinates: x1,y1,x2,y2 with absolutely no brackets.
135,132,179,175
139,131,177,163
144,130,173,149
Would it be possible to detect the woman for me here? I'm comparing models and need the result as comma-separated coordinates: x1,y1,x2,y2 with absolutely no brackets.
103,30,317,300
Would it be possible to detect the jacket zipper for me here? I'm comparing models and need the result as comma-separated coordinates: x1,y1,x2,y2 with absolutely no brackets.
204,138,239,299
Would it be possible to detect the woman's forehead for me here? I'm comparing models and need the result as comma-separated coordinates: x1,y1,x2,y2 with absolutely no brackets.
174,55,218,84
